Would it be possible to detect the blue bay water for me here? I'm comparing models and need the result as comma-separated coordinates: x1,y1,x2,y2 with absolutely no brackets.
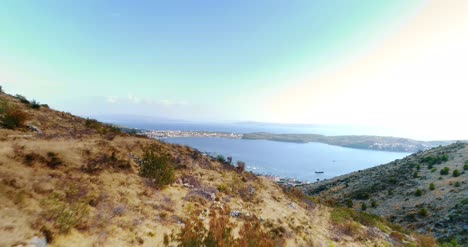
163,137,410,182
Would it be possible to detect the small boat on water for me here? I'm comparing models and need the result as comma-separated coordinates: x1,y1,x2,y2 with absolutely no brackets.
315,171,324,174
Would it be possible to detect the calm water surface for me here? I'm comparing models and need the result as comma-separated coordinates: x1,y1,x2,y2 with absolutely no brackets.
164,137,410,182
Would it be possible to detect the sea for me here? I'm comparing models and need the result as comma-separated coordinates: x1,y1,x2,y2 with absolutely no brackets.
112,121,410,182
163,137,409,182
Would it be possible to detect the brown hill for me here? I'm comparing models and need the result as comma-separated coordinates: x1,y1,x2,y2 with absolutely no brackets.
302,143,468,245
0,91,436,246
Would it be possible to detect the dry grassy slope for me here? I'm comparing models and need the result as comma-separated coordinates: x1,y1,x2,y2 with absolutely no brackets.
0,92,429,247
303,143,468,244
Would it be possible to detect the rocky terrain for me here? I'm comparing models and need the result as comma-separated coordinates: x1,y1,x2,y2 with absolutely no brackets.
0,90,442,246
302,143,468,245
243,133,455,152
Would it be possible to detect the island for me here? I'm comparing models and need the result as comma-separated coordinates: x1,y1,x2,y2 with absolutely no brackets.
142,130,459,153
242,132,456,152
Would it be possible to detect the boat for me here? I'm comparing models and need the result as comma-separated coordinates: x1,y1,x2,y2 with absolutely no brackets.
315,171,324,174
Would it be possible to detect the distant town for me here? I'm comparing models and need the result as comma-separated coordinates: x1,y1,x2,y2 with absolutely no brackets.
143,130,243,139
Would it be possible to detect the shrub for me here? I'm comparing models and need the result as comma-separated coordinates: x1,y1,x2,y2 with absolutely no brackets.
85,118,121,136
354,192,370,200
454,181,460,187
217,184,228,193
139,149,175,189
431,168,437,173
361,202,367,211
418,208,428,217
46,152,63,169
440,239,459,247
452,169,460,177
429,183,435,191
236,161,246,173
0,85,3,93
420,155,448,165
216,155,226,163
345,199,353,208
464,164,468,171
414,234,438,247
416,164,421,170
172,208,278,247
40,187,90,233
0,103,28,129
415,189,423,197
371,200,378,208
440,167,449,175
15,94,30,104
30,100,41,109
413,171,418,178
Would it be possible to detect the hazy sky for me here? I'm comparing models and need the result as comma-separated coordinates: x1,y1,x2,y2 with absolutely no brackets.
1,1,467,139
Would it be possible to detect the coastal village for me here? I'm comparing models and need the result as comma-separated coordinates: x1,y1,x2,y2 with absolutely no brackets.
144,130,243,139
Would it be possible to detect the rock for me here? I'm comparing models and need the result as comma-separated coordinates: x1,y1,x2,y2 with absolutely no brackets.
230,211,242,218
28,125,42,134
34,182,54,194
209,193,216,201
29,236,47,247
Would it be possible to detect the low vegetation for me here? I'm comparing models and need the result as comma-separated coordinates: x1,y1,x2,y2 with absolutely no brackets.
440,167,450,175
0,100,28,129
304,142,468,243
169,207,280,247
420,154,449,165
139,147,175,189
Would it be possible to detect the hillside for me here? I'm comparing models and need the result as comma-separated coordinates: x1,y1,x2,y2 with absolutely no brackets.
302,143,468,245
0,91,439,246
242,133,454,152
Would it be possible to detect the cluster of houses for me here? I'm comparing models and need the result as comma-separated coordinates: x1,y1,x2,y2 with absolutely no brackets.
263,175,310,187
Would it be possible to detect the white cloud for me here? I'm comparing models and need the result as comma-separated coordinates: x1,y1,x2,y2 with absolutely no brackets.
106,96,118,104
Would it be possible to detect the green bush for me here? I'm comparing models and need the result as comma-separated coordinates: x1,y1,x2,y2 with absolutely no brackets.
216,155,226,163
345,199,353,208
463,164,468,171
418,208,428,217
371,200,378,208
413,171,418,178
429,183,435,191
416,164,421,170
440,239,459,247
452,169,460,177
139,149,175,189
415,189,423,197
354,192,370,200
15,94,30,104
440,167,450,175
454,181,460,187
431,168,437,173
420,155,448,165
361,202,367,211
30,100,41,109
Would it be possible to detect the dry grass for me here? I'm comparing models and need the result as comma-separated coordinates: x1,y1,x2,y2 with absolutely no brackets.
0,92,426,246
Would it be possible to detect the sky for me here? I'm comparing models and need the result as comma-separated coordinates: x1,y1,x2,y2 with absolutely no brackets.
1,1,468,140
